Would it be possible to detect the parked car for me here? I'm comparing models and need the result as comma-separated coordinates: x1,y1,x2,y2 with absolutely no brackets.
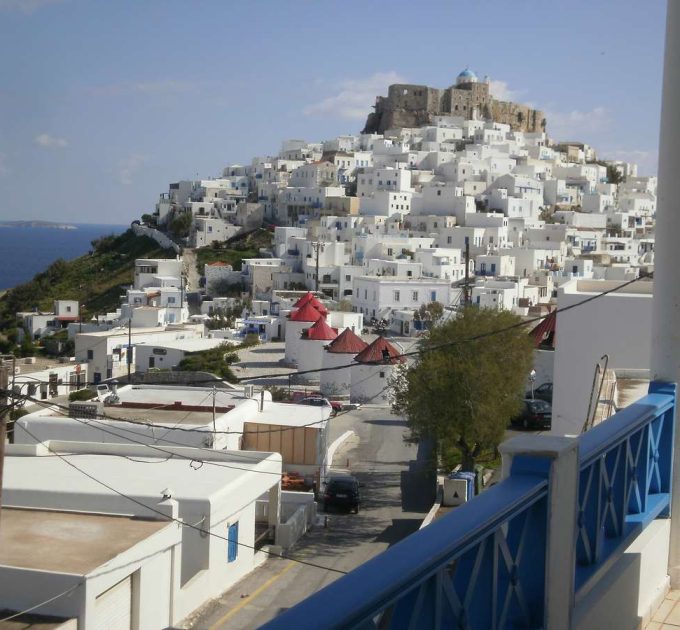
298,396,342,415
526,382,553,404
323,474,360,513
511,398,552,430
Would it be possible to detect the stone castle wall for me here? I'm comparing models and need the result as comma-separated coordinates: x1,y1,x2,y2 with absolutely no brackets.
364,81,546,135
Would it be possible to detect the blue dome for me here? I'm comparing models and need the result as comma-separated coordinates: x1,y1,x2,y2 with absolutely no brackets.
457,68,477,80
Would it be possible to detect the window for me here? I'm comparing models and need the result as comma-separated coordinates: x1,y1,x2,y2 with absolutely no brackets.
394,290,400,302
412,291,419,301
380,371,386,378
87,349,93,360
66,305,72,312
437,190,441,197
167,296,176,304
228,522,239,562
431,291,437,301
345,275,351,281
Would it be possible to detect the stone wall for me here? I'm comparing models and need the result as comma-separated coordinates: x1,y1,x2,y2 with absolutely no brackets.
364,80,546,135
132,223,181,254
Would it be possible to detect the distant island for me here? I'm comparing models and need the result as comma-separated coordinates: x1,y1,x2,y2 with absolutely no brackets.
0,220,77,230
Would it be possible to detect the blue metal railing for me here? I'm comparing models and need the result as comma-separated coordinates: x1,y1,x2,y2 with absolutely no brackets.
264,383,676,630
574,382,675,599
264,474,549,629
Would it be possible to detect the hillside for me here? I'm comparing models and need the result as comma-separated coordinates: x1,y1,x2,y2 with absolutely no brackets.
0,229,176,328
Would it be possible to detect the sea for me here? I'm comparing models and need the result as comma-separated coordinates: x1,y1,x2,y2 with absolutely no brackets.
0,223,128,291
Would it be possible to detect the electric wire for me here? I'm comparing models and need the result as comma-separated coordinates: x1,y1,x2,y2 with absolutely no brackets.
15,421,348,575
3,272,652,389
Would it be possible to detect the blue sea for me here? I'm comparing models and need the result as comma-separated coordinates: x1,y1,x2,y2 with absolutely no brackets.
0,223,128,290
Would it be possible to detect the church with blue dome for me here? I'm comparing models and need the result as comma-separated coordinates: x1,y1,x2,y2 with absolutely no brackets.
363,68,545,135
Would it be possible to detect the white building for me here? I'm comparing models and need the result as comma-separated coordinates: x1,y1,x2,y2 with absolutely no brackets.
352,276,453,319
1,441,282,628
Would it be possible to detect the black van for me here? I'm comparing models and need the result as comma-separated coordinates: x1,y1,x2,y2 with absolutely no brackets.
323,475,360,513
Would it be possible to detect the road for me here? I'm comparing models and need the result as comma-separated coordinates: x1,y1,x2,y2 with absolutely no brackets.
181,247,201,292
186,406,435,629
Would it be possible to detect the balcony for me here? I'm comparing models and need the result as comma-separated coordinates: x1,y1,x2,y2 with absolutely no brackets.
265,383,676,629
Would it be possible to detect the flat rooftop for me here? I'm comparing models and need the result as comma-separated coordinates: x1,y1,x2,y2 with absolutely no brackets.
135,337,232,352
570,279,654,295
0,507,169,574
117,384,247,407
5,442,281,504
248,401,331,428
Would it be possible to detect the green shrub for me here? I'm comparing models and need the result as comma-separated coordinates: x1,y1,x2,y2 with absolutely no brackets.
69,388,96,402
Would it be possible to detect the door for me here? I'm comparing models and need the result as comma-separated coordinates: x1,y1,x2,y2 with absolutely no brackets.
94,576,132,630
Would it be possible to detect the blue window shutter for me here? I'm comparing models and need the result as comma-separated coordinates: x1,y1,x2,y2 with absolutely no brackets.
228,522,239,562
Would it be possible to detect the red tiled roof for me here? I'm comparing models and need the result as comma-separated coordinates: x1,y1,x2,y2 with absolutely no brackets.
302,317,338,341
326,328,368,354
293,291,328,315
313,300,329,315
293,292,314,308
529,310,556,348
288,302,323,322
354,336,405,365
208,261,229,267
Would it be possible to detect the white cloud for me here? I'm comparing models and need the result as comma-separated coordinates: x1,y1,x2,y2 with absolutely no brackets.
34,133,68,148
90,80,196,97
488,80,523,103
0,0,62,12
304,71,406,120
117,153,148,185
603,149,658,176
545,106,611,140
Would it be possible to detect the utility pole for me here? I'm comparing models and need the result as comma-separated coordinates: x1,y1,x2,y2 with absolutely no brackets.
212,385,217,437
127,319,132,383
0,360,11,530
312,241,324,293
463,236,471,306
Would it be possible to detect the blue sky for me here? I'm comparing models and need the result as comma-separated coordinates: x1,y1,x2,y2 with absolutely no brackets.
0,0,667,224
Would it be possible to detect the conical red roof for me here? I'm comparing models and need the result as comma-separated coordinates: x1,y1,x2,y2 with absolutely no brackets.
313,300,329,315
293,292,314,308
354,336,405,365
289,302,323,322
293,292,328,315
326,328,368,354
302,317,338,341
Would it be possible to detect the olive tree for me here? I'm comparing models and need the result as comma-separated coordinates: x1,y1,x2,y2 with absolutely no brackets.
391,306,533,471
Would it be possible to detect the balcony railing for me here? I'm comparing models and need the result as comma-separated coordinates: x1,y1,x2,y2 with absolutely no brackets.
264,382,676,630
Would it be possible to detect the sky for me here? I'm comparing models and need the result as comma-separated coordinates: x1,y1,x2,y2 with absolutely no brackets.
0,0,668,224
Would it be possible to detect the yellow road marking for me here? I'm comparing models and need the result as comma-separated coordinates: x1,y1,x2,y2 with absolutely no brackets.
208,560,296,629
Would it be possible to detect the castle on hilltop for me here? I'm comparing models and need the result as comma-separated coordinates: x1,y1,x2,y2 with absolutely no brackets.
363,68,546,134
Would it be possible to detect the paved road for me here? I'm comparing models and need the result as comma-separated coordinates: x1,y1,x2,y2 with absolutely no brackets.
186,406,435,629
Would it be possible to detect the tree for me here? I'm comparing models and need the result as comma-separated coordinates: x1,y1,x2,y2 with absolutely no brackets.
415,301,444,325
170,212,192,238
390,307,533,471
606,164,624,185
176,343,239,381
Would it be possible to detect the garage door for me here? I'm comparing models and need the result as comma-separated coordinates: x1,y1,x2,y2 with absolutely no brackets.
94,576,132,630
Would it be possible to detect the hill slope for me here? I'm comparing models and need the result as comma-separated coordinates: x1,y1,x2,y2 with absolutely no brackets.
0,229,176,328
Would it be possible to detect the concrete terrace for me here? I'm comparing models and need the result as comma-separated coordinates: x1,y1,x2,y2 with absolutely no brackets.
0,507,169,574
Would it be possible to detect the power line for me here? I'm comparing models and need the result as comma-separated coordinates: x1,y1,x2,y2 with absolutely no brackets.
4,390,330,437
5,273,653,389
15,422,347,575
0,582,83,624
